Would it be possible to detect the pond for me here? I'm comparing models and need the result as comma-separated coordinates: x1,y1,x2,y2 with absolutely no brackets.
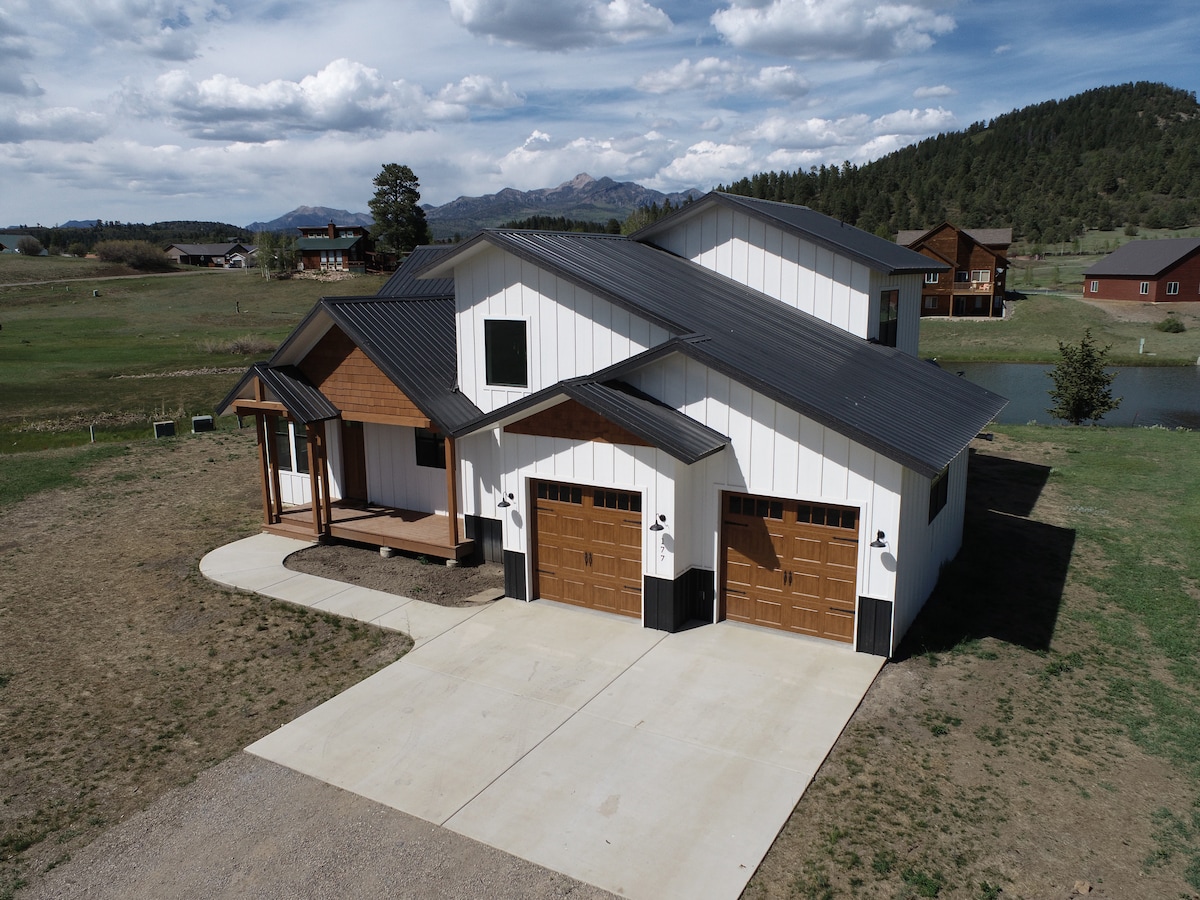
950,362,1200,429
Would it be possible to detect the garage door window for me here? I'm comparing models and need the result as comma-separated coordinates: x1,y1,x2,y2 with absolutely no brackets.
536,480,582,504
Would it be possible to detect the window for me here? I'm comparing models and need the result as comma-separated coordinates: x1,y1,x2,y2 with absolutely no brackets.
928,467,949,522
971,270,990,283
877,289,899,347
954,271,971,283
925,272,939,284
273,418,308,474
1167,282,1180,295
1140,282,1150,295
1090,280,1099,293
414,428,446,469
484,319,528,387
924,296,937,309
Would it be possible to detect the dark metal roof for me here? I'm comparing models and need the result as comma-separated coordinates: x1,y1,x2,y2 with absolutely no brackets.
296,236,362,251
462,231,1004,477
317,296,483,432
897,226,1012,248
216,362,339,424
634,192,946,275
377,245,456,298
1083,238,1200,277
453,371,729,465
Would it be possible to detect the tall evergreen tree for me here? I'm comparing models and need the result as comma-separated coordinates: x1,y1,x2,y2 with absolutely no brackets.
368,163,431,255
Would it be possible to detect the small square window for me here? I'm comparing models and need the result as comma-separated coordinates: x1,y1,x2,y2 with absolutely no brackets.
971,269,990,283
924,296,937,309
925,272,939,284
484,320,528,387
954,271,971,283
414,428,446,469
1167,282,1180,295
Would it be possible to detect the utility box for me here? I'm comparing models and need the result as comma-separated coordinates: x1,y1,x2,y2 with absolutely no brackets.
153,421,175,439
191,415,214,433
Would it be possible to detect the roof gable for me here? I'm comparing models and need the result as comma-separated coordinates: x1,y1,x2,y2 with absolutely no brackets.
634,192,945,275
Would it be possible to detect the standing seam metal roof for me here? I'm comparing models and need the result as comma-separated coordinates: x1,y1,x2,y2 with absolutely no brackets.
377,245,457,298
468,231,1004,478
216,362,339,424
1082,238,1200,277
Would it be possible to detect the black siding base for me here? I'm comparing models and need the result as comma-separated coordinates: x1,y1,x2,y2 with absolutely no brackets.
855,596,893,656
643,568,715,633
503,550,527,601
464,515,503,565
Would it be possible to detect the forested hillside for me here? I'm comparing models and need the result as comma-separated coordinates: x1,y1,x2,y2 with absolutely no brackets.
718,82,1200,246
16,220,252,256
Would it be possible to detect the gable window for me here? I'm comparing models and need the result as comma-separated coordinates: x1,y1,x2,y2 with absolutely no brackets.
1090,280,1099,293
928,467,949,523
971,270,990,283
954,271,971,283
925,272,939,284
877,289,899,348
1140,282,1150,295
484,319,528,388
414,428,446,469
273,418,309,475
1167,281,1180,295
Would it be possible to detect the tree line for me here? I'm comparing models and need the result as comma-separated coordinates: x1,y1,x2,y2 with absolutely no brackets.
14,220,254,257
709,82,1200,247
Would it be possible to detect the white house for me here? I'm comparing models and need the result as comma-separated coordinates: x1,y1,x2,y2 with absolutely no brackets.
219,192,1005,656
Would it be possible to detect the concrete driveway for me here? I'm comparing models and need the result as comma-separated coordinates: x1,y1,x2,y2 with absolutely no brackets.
248,597,882,900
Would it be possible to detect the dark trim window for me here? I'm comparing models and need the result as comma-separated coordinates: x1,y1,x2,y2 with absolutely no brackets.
414,428,446,469
954,270,971,283
878,289,899,348
273,418,308,474
928,467,949,523
484,319,528,387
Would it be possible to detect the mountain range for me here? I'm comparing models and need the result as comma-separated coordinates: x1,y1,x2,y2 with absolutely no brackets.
242,174,701,239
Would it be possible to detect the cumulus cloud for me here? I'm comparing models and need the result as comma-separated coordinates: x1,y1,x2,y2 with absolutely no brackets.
637,58,809,98
711,0,955,60
0,107,107,143
491,128,678,188
745,106,954,161
71,0,232,61
448,0,671,50
657,140,756,186
129,60,521,141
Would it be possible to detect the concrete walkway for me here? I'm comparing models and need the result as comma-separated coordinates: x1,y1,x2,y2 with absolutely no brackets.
201,533,884,900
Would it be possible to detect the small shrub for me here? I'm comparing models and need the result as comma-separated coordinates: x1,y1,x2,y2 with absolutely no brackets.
1156,317,1186,333
93,240,174,271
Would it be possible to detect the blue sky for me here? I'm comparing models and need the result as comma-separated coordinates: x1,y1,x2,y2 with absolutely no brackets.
1,0,1197,227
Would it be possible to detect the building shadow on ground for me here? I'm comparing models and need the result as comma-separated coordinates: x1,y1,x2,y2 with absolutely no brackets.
893,446,1075,660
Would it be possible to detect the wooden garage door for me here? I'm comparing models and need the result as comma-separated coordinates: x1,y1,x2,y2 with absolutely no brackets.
533,480,643,618
721,492,859,642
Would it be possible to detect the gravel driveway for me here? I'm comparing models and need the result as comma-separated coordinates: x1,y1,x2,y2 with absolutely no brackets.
24,753,616,900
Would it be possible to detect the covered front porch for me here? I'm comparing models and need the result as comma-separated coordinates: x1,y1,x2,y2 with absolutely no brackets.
265,500,474,561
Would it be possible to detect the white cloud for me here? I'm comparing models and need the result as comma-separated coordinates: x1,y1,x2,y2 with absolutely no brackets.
128,60,522,141
749,114,870,149
0,107,107,143
711,0,956,59
71,0,233,61
871,106,955,133
637,58,809,99
657,140,756,187
448,0,671,50
491,129,678,189
914,84,955,99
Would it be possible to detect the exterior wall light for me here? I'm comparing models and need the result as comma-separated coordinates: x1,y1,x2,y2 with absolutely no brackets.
498,492,514,509
649,514,667,532
870,530,887,548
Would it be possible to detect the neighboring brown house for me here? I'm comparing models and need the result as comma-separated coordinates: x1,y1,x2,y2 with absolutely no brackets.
296,223,373,274
164,242,254,267
897,224,1011,318
1083,238,1200,302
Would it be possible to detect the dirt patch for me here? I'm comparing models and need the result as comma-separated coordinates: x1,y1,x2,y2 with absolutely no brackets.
1079,295,1200,326
285,542,504,607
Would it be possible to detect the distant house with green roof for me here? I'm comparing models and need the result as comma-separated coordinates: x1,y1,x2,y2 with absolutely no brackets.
296,223,373,274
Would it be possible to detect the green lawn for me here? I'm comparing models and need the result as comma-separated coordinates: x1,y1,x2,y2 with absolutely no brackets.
0,253,137,285
919,292,1200,364
0,269,386,451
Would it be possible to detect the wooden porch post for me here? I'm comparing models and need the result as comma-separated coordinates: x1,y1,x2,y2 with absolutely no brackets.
254,413,273,525
266,415,284,526
306,423,324,538
444,435,460,550
318,422,333,532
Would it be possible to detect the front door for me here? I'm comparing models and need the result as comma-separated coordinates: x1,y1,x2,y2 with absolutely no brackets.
340,420,367,503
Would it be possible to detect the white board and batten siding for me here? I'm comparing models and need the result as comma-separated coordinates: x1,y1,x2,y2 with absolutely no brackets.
644,205,922,356
622,353,905,610
363,423,449,515
274,420,345,506
453,247,672,413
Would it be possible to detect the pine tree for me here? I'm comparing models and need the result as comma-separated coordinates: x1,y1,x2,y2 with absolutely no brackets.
1046,329,1121,425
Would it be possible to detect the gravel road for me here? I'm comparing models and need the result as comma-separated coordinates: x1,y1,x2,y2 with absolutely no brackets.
25,753,616,900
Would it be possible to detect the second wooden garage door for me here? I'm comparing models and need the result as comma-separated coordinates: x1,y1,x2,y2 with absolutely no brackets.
533,480,643,618
721,492,859,642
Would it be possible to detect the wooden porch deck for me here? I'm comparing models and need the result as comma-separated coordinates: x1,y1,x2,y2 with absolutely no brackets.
264,501,474,561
